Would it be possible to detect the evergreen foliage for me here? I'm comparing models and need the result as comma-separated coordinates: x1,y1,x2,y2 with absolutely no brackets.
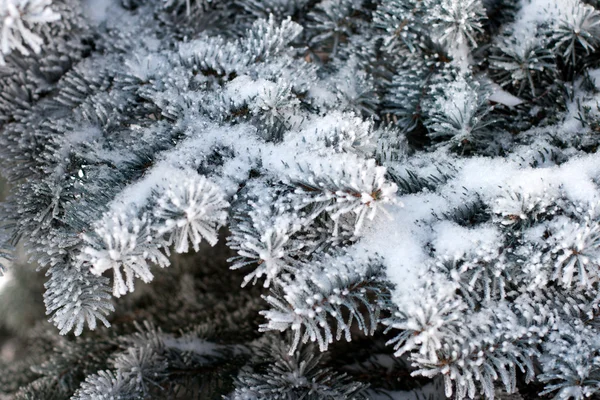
2,0,600,399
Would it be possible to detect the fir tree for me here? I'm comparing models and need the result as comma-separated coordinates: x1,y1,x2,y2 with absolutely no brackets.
2,0,600,399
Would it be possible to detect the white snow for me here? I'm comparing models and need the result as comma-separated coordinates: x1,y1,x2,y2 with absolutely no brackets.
511,0,578,38
0,0,60,64
489,84,524,107
81,0,118,25
360,149,600,305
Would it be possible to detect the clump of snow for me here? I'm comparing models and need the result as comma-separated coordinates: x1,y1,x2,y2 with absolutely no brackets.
489,84,524,107
82,0,118,25
360,150,600,306
511,0,579,38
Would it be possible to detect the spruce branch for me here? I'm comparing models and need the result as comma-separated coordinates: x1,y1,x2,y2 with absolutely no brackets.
82,212,170,298
230,335,369,400
260,253,392,354
0,0,60,64
155,174,229,253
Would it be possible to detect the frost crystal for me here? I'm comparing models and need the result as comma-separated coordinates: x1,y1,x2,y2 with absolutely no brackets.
0,0,59,63
156,174,229,253
4,0,600,399
83,213,169,297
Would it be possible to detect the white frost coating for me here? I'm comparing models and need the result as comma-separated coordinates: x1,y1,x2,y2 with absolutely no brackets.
360,151,600,307
0,0,60,64
156,174,229,253
511,0,578,37
429,0,485,48
508,0,599,58
104,121,258,214
83,212,170,297
88,99,400,299
8,0,600,397
102,110,393,222
285,111,377,156
282,155,398,235
548,204,600,288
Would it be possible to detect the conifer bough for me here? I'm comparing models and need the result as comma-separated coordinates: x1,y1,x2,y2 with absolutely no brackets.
1,0,600,399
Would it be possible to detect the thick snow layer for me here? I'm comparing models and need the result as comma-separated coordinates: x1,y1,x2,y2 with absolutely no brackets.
361,151,600,304
512,0,579,37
